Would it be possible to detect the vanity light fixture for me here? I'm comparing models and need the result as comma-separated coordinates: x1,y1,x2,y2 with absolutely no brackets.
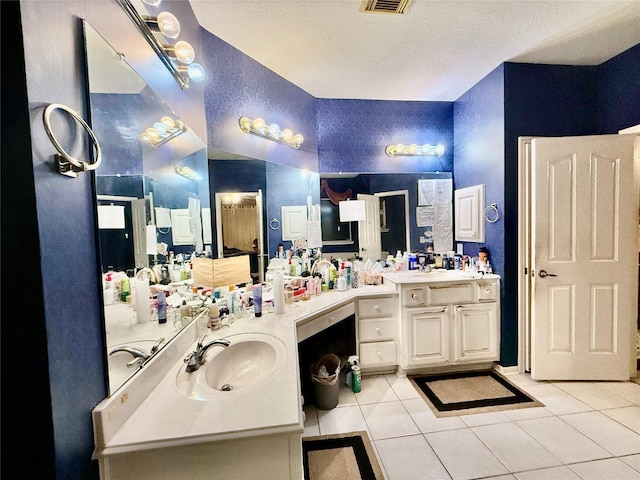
174,165,201,181
117,0,207,88
239,116,304,149
385,143,445,157
140,116,187,147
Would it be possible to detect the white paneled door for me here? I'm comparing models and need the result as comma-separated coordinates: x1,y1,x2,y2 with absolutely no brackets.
357,193,381,262
531,134,638,380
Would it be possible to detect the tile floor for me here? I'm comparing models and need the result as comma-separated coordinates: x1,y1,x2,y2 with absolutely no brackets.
303,372,640,480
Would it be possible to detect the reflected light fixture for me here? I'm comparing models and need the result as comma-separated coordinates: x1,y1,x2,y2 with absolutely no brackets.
174,165,201,181
144,11,181,39
239,116,304,149
140,116,187,147
385,143,445,157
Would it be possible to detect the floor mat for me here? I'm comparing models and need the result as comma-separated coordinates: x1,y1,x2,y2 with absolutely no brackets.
409,370,544,417
302,431,384,480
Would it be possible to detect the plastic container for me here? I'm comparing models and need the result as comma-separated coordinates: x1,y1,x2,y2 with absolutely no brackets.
310,354,341,410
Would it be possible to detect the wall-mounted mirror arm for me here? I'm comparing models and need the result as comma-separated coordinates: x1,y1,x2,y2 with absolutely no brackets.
116,0,189,90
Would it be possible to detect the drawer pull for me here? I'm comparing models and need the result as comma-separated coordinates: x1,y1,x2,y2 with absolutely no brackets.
375,305,381,311
411,293,418,298
375,327,381,334
376,351,382,357
330,316,335,323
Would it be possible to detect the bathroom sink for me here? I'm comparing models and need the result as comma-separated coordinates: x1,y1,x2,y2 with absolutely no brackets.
176,332,287,400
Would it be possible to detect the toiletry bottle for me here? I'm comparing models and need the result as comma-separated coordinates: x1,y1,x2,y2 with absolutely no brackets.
253,284,263,317
157,291,167,324
351,365,362,393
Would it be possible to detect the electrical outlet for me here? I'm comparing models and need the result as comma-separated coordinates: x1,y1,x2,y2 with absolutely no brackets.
108,406,116,420
120,392,128,404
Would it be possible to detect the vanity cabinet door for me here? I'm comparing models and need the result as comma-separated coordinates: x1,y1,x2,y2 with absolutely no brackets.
403,306,450,368
453,303,499,363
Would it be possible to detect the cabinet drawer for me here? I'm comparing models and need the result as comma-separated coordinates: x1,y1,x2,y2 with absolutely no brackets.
476,281,498,302
358,297,397,318
427,283,474,304
359,318,396,342
359,341,397,367
403,287,427,307
297,303,355,342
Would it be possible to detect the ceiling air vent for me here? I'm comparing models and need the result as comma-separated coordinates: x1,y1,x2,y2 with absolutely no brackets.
360,0,410,14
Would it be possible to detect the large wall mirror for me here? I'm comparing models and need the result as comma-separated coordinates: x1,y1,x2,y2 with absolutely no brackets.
85,22,208,394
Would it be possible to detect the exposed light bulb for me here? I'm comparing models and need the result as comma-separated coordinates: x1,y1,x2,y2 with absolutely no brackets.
268,124,281,137
435,144,446,156
173,40,195,64
187,63,205,82
153,122,168,136
142,0,161,6
146,128,161,141
252,118,266,132
156,11,180,39
161,116,176,129
293,134,304,146
281,129,293,141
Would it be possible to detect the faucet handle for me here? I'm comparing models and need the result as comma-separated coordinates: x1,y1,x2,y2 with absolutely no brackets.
184,352,199,372
197,334,208,349
150,337,166,355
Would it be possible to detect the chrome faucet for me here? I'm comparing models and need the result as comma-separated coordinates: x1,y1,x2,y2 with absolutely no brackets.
109,346,149,368
109,337,165,368
184,335,230,373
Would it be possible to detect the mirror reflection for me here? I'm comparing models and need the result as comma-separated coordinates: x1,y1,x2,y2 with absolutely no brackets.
85,22,209,393
85,21,449,396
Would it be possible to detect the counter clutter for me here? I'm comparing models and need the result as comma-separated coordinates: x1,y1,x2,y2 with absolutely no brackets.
93,255,500,480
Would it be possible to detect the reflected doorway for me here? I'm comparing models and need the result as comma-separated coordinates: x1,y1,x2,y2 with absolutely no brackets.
376,190,410,258
215,190,264,283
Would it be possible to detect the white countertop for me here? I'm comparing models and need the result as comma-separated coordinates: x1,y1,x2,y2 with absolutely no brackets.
382,269,500,284
94,283,396,457
94,271,504,457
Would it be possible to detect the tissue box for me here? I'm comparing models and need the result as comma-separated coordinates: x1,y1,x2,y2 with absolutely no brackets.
362,272,383,285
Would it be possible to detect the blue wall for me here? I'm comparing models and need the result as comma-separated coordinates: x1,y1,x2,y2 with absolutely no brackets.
266,163,321,255
317,99,453,174
201,32,318,172
453,65,511,363
597,43,640,133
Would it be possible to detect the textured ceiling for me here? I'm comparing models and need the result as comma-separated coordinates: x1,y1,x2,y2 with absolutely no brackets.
190,0,640,101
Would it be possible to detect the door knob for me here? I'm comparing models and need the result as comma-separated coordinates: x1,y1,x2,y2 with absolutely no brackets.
538,270,557,278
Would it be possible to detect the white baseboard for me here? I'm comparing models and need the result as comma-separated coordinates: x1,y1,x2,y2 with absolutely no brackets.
493,364,520,375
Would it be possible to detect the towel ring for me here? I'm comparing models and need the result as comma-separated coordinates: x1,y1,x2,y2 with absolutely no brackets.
484,203,499,223
43,103,102,178
269,218,281,230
